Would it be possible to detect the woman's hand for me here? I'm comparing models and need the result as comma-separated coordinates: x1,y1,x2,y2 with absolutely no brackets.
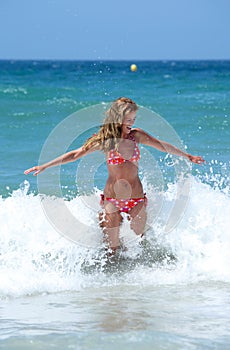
24,165,45,176
187,154,205,164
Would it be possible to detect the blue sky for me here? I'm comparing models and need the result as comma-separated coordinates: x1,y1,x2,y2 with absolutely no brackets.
0,0,229,60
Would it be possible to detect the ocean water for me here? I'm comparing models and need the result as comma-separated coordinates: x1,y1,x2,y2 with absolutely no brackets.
0,60,230,349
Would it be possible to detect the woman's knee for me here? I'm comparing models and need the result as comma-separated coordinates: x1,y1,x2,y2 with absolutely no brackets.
99,210,123,229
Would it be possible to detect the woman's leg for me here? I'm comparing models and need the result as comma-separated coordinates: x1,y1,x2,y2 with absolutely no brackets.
129,200,147,237
99,201,123,253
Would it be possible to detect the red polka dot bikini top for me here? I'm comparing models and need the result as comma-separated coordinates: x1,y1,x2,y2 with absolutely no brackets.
107,134,140,165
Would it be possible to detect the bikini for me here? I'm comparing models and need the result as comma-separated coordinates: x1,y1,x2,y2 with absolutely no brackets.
101,135,147,213
100,194,147,214
107,134,140,165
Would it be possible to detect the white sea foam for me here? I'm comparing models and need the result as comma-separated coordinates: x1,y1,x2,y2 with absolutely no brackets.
0,177,229,298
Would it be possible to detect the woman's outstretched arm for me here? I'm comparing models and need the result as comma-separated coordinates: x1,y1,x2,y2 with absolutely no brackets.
24,144,99,176
134,128,205,165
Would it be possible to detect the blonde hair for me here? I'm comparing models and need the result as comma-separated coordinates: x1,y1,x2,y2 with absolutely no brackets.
83,97,138,152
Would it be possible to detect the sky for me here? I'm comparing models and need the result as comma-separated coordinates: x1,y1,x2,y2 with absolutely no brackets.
0,0,229,60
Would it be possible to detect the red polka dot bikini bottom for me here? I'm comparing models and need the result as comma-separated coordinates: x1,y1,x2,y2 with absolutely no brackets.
100,193,147,213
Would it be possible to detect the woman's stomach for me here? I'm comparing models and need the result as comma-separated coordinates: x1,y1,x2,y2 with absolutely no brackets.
104,163,144,198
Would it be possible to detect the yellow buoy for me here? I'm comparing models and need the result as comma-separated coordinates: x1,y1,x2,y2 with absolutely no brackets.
130,64,137,72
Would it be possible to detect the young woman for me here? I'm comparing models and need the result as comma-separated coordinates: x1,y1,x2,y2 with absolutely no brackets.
25,97,204,253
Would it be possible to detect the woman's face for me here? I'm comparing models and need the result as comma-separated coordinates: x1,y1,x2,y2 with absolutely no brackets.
121,111,136,136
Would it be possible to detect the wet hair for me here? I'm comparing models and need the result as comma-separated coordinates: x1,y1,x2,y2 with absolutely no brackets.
83,97,138,152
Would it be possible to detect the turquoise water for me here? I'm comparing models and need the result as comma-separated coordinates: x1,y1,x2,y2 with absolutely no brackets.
1,60,229,195
0,60,230,349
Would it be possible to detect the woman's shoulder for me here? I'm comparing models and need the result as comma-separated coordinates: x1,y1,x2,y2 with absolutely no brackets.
130,128,146,141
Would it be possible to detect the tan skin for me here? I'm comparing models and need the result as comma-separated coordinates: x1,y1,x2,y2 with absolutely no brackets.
25,111,204,253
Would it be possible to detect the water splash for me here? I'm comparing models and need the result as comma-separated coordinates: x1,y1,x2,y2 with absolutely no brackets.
0,174,229,298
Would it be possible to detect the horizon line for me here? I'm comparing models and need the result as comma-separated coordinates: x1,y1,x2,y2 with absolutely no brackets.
0,58,229,62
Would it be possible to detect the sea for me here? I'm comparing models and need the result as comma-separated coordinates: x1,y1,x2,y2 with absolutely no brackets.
0,60,229,349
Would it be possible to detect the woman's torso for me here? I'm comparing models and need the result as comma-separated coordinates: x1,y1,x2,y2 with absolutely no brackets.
104,131,144,199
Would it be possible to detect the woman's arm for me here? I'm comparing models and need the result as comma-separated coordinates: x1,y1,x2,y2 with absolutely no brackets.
24,144,99,176
134,128,204,165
